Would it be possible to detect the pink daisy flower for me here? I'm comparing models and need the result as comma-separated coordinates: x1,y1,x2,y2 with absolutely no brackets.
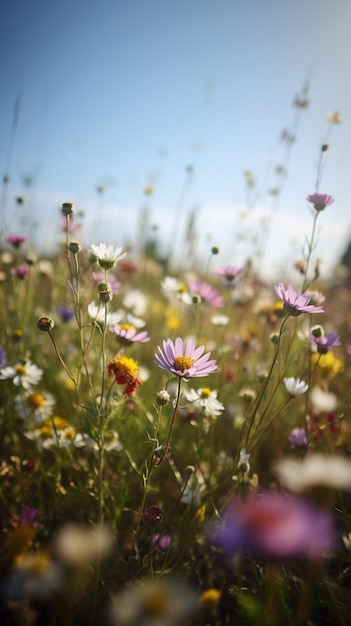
154,337,217,378
109,324,150,344
215,265,244,283
275,283,325,316
188,280,223,308
306,193,334,211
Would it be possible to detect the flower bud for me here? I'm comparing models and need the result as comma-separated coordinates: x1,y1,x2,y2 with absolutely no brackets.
99,290,113,303
61,202,74,216
156,390,171,406
68,241,81,254
37,316,55,332
144,504,163,524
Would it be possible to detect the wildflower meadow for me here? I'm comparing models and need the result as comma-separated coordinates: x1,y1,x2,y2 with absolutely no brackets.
1,110,351,626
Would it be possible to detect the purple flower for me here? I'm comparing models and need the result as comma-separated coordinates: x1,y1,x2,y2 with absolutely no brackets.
306,193,334,211
207,491,336,560
5,234,27,248
310,331,340,354
11,265,30,279
57,306,74,322
275,283,325,316
215,266,244,284
10,505,40,528
109,324,150,344
0,346,8,369
288,427,308,448
152,533,172,551
188,280,223,308
154,337,218,378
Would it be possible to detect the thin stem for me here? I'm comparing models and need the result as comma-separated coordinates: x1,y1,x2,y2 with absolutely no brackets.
155,377,182,467
47,329,77,385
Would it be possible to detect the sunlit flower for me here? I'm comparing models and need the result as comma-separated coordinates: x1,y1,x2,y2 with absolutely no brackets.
107,355,141,395
15,390,56,422
275,454,351,492
207,491,336,560
311,351,343,376
188,280,223,308
109,323,150,344
90,242,126,269
54,523,115,567
306,193,334,212
284,377,309,396
199,588,222,609
327,111,342,125
309,386,338,413
211,314,230,326
110,577,199,626
5,234,27,248
3,552,63,601
24,416,78,449
161,276,192,304
310,331,340,354
154,337,218,378
183,387,224,417
87,301,123,326
0,360,43,390
274,283,324,316
123,288,149,316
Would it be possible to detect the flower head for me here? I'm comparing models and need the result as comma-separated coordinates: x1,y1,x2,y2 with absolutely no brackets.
90,242,126,270
215,265,244,284
183,387,224,417
5,234,27,248
288,427,307,449
284,377,309,396
275,454,351,492
306,193,334,212
0,359,43,390
109,323,150,345
189,280,223,308
154,337,217,378
310,331,340,354
274,283,324,316
15,390,56,422
207,491,336,560
107,355,141,395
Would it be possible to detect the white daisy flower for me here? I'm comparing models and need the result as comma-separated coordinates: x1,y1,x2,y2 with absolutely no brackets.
283,377,309,396
87,302,123,326
161,276,192,304
90,243,125,269
310,386,338,412
183,387,225,418
275,454,351,492
0,360,43,390
15,390,56,423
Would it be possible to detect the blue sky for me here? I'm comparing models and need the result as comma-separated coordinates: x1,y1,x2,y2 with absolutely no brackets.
1,0,351,278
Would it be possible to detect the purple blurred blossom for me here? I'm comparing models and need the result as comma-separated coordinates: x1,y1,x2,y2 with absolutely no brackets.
207,491,336,560
57,306,74,322
288,427,308,448
0,346,8,369
10,505,40,528
306,193,334,211
310,331,340,354
5,234,27,248
11,265,30,279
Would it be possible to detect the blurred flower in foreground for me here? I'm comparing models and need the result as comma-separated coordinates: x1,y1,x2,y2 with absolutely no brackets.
3,552,63,601
107,355,141,396
90,242,126,270
284,377,309,396
53,523,115,567
15,390,56,422
0,359,43,389
183,387,224,417
275,454,351,492
109,577,199,626
306,193,334,212
154,337,217,378
275,283,325,316
11,265,30,279
207,491,336,560
188,280,223,308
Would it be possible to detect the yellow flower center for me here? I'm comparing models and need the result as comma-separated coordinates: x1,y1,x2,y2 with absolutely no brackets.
120,323,135,332
141,587,172,616
114,355,139,378
16,365,26,376
26,552,50,576
200,387,211,398
177,284,187,293
40,416,70,438
27,392,45,409
173,355,194,372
